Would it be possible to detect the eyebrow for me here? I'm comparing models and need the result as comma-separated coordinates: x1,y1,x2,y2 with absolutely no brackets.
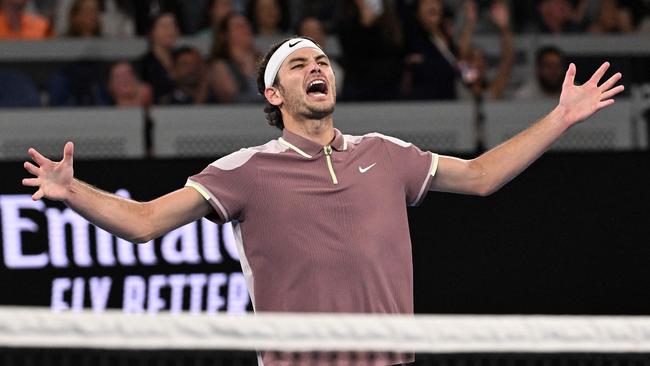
287,54,330,65
287,57,308,65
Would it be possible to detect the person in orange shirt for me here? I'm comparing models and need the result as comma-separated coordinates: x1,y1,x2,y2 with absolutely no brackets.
0,0,50,39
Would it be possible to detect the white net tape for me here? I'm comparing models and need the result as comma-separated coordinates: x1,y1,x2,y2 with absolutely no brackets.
2,307,650,353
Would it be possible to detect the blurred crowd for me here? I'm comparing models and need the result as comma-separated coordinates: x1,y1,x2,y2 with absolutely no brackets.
0,0,649,108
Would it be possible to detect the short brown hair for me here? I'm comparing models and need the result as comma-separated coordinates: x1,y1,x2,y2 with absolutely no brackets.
256,40,286,130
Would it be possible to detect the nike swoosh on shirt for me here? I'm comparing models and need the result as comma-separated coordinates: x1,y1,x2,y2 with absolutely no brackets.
359,163,377,173
289,40,303,47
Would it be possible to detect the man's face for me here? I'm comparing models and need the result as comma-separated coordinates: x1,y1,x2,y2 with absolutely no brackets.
255,0,281,31
273,48,336,120
71,0,100,35
174,51,204,88
227,14,254,49
537,52,565,94
109,62,139,99
151,14,179,50
417,0,443,32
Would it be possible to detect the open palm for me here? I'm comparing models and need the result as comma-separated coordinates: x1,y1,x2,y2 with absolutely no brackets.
22,142,75,201
559,62,624,126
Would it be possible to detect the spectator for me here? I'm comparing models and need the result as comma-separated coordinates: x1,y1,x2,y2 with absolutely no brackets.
534,0,586,33
447,0,508,33
47,1,108,106
160,46,212,105
107,60,154,155
337,0,404,101
624,0,650,32
64,0,101,37
54,0,134,38
588,0,634,33
0,0,50,39
49,0,107,105
107,61,152,107
296,16,345,95
457,1,514,100
288,0,337,31
247,0,290,50
402,0,460,100
132,1,184,35
197,0,232,38
208,13,262,103
514,46,566,99
248,0,288,35
136,12,179,104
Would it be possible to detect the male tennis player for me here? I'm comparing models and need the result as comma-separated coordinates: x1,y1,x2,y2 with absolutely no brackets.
23,37,623,364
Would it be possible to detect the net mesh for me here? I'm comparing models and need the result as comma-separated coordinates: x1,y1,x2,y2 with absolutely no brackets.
2,307,650,366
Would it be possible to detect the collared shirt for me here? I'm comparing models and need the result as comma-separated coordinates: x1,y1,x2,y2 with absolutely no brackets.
186,128,438,315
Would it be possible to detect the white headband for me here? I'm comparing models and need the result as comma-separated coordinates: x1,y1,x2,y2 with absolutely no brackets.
264,38,323,88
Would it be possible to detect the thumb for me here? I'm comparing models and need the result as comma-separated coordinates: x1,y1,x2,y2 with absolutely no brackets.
63,141,74,164
563,63,576,88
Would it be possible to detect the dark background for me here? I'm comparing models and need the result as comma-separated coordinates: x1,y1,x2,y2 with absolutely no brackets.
1,152,649,314
411,152,650,314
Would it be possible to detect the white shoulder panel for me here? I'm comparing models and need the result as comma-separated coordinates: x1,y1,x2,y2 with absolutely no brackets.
210,140,287,170
345,133,413,148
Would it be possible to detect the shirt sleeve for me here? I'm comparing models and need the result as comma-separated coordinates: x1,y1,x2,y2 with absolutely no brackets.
185,149,257,223
380,135,438,207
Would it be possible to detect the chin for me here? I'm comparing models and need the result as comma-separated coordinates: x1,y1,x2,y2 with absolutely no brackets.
305,108,335,120
304,102,335,120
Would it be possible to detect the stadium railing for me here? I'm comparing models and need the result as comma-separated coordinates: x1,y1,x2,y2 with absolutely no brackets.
0,107,145,161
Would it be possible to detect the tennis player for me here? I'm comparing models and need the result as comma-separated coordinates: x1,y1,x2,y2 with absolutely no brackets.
23,37,623,365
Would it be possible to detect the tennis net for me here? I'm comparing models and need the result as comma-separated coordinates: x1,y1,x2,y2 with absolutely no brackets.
2,307,650,365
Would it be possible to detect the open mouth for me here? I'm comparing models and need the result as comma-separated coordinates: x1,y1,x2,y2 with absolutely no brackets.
306,79,328,97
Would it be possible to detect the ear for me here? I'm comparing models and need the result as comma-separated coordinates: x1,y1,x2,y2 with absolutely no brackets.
264,86,283,107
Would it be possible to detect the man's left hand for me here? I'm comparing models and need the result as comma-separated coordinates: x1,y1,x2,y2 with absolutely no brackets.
557,62,624,127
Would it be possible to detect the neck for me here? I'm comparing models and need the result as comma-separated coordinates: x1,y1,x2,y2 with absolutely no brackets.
284,116,335,146
152,45,173,70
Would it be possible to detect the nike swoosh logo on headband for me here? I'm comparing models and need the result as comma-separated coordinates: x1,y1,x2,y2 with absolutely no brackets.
289,40,303,47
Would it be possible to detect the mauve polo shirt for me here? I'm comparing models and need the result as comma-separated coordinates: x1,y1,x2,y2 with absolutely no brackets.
186,128,439,315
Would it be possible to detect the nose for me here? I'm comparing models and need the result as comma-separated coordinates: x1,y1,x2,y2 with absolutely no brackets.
308,60,322,74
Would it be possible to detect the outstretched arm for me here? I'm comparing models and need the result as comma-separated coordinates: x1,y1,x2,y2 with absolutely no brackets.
430,62,624,196
22,142,212,242
485,2,514,99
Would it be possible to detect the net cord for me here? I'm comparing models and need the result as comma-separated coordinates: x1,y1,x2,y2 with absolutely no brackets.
1,307,650,353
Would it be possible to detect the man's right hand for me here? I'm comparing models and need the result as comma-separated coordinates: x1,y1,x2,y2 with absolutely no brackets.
22,141,74,202
21,141,212,243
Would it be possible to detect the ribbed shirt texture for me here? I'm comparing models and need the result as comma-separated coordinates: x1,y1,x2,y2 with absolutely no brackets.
187,128,437,316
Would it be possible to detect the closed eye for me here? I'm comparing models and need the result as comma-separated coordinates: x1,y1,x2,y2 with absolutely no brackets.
291,64,304,70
